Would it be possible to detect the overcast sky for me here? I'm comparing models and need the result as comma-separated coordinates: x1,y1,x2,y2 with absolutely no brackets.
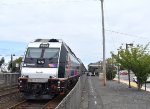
0,0,150,66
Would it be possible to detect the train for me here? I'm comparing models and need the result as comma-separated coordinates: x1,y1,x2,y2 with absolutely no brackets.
18,39,86,99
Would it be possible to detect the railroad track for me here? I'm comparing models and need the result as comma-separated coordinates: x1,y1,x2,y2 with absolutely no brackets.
0,87,23,109
0,86,18,93
0,85,17,92
8,94,66,109
0,86,18,99
0,90,18,98
42,94,66,109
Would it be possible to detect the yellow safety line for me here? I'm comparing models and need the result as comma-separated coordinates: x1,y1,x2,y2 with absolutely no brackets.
114,78,138,88
114,78,150,92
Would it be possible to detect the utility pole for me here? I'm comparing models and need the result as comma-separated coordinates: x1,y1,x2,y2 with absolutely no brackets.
10,54,15,73
11,54,13,72
100,0,106,86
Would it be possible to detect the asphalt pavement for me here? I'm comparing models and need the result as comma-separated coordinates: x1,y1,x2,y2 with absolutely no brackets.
80,75,150,109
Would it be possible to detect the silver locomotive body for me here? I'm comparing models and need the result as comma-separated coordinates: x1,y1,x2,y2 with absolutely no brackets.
18,39,81,99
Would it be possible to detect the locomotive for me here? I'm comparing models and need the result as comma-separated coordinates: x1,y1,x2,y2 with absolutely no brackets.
18,39,85,99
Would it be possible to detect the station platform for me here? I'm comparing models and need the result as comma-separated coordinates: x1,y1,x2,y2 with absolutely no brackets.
80,76,150,109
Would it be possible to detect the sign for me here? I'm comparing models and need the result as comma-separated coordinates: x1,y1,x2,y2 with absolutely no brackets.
37,59,45,64
40,43,49,48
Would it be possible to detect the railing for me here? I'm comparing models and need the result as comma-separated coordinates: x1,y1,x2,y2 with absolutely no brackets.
55,74,87,109
0,73,20,88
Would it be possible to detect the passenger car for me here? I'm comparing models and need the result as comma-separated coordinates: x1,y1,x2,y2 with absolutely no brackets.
119,70,128,75
87,72,92,76
133,76,150,83
91,72,95,76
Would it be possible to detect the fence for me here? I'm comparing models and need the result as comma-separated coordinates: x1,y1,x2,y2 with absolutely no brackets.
55,74,87,109
0,73,20,88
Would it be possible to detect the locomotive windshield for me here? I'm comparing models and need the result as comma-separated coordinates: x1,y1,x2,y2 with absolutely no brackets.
43,48,59,58
24,48,60,68
26,48,42,58
25,48,59,59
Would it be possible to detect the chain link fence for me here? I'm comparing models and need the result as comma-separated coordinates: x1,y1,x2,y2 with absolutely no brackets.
0,73,20,89
55,74,87,109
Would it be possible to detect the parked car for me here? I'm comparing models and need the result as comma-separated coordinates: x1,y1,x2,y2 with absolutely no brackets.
87,72,92,76
119,70,128,75
133,77,137,83
91,72,95,76
133,76,150,83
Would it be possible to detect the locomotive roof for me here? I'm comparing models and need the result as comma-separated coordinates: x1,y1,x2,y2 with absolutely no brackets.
26,39,61,48
27,39,79,60
34,39,63,43
27,42,62,48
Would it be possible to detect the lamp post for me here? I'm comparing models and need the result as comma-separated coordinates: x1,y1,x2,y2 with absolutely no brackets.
10,54,15,72
126,43,133,88
100,0,106,86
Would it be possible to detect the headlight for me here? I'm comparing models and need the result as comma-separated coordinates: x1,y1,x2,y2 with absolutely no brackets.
23,64,27,67
21,75,28,78
49,76,57,78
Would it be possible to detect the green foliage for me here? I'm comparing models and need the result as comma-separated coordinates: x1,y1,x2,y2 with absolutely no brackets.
106,58,116,80
8,57,22,72
0,57,5,66
13,57,22,64
112,43,150,89
106,58,112,64
106,66,116,80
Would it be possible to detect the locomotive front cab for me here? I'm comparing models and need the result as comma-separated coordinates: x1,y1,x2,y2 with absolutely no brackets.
21,43,60,78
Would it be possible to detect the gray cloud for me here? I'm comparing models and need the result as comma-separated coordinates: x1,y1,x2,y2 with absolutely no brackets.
0,0,150,65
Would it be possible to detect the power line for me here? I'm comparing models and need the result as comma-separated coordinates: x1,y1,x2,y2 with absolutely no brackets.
105,29,145,39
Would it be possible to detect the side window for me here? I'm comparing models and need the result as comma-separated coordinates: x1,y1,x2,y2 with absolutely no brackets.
65,54,69,68
66,54,68,63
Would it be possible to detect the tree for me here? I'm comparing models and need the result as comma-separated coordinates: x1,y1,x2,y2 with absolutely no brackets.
112,43,150,90
0,57,5,67
8,57,22,72
106,58,116,80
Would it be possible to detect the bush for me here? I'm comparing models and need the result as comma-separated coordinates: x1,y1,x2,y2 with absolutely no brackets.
106,66,116,80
